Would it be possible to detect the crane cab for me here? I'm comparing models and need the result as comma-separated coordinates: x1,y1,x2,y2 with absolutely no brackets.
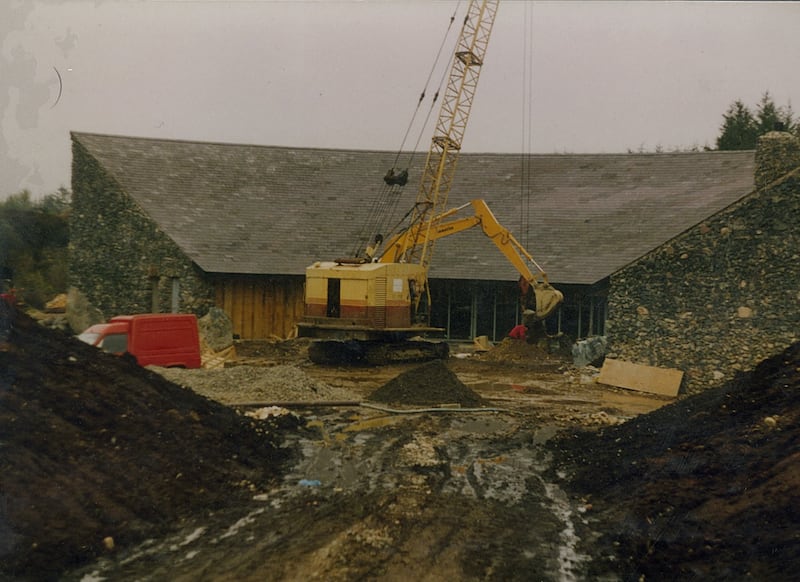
298,261,442,341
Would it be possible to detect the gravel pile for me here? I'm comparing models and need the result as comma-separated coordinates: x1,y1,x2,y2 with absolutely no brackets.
153,364,359,404
367,360,484,407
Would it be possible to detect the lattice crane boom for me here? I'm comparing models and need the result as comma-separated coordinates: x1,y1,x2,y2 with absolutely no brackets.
392,0,499,268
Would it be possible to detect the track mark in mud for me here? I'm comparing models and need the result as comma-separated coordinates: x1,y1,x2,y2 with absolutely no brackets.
69,410,596,581
217,507,266,540
542,480,591,581
168,526,206,550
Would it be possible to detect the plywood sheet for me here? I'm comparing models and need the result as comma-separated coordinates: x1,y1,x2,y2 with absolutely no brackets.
597,358,683,397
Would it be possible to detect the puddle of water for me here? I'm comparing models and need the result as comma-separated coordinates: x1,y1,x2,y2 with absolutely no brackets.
343,415,405,432
169,527,206,551
479,381,567,396
451,416,511,434
532,425,560,445
542,480,592,582
443,444,543,504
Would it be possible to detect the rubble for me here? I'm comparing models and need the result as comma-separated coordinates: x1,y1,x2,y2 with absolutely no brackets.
153,364,359,404
475,337,567,368
571,335,607,367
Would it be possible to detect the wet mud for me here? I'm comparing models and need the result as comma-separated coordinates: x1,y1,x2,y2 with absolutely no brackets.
3,310,799,580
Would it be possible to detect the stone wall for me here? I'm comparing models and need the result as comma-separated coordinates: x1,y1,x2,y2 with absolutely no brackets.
69,139,215,325
755,130,800,189
607,133,800,394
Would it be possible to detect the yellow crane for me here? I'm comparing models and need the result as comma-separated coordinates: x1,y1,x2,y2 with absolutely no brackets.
378,199,563,322
298,0,562,364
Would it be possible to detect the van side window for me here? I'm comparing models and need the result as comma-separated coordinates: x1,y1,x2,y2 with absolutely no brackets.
100,333,128,354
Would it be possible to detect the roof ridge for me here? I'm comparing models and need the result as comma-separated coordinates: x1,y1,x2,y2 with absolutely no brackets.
70,132,755,158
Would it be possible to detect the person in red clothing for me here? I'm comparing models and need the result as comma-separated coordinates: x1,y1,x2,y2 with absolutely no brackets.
508,324,527,340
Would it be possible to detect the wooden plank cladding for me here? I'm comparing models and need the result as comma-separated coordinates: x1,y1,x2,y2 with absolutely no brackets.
214,275,305,340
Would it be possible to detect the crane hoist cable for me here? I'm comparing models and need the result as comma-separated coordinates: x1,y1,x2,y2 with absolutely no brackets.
391,1,462,171
352,181,397,257
397,0,499,271
374,6,473,258
519,0,534,250
353,2,465,258
403,10,470,172
374,41,455,258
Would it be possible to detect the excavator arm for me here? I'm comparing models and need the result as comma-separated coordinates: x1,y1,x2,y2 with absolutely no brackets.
378,199,564,321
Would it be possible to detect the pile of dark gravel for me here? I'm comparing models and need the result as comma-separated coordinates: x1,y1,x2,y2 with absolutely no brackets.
367,360,483,407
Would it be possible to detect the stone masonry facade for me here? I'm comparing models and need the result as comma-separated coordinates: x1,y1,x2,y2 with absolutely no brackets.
607,131,800,394
69,139,215,325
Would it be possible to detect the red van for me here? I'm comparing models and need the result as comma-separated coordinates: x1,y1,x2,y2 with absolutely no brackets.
78,313,202,369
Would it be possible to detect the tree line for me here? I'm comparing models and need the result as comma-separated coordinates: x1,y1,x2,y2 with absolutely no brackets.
0,188,70,309
716,91,797,150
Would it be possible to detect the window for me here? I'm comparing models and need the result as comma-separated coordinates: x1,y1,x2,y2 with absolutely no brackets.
99,333,128,354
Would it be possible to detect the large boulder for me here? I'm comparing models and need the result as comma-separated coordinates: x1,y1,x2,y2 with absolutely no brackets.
198,307,234,352
65,287,105,334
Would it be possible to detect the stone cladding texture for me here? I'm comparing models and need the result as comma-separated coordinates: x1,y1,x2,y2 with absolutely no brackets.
607,132,800,394
70,141,214,320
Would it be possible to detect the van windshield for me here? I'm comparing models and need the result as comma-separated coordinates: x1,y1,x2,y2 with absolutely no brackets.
77,332,100,346
99,333,128,354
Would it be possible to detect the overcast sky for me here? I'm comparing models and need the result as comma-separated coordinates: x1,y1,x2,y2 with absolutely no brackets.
2,0,799,199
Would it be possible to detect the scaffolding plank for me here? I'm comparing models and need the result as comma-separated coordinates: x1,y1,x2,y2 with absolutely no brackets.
598,358,683,397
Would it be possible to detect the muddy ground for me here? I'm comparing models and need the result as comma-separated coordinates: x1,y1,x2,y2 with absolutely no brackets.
2,310,799,581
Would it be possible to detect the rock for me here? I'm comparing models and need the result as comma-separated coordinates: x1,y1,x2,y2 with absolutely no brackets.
737,306,753,318
572,336,607,367
45,294,67,313
66,286,105,334
198,307,234,352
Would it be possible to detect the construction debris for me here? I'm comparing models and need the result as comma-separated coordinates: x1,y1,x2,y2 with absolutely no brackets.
153,364,360,405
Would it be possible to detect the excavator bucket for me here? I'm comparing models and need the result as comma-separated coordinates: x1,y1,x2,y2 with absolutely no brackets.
532,283,564,321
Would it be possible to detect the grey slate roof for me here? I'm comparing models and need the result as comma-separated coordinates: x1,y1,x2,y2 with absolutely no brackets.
72,132,756,285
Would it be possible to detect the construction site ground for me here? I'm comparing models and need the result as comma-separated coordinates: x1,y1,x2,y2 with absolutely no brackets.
2,311,799,581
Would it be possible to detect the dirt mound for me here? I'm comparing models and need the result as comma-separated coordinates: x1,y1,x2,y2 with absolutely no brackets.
550,341,800,580
476,337,567,367
366,360,484,407
0,311,295,580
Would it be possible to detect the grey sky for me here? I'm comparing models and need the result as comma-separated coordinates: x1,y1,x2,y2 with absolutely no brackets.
2,1,799,199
